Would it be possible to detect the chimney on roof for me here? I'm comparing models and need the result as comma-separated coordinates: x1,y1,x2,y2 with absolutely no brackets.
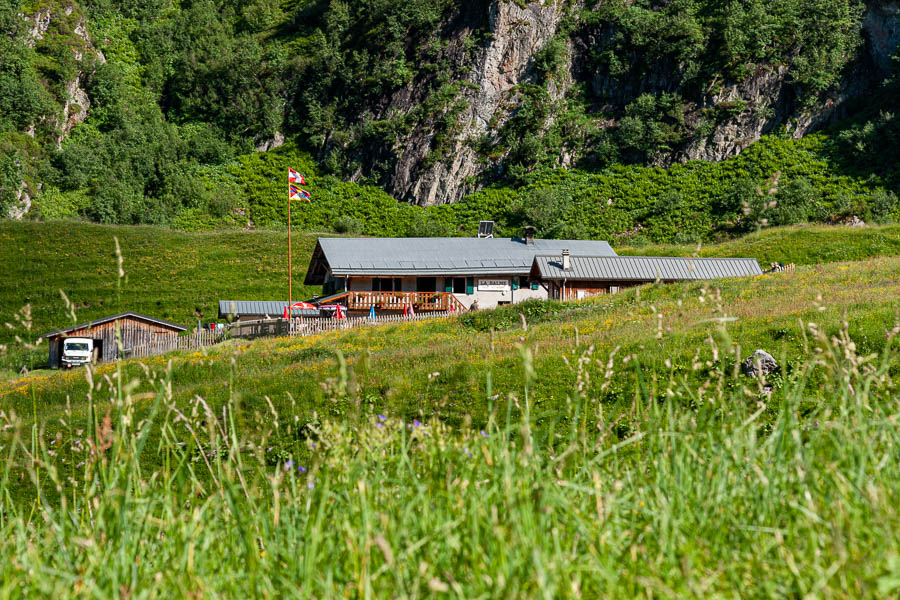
524,226,536,245
562,248,570,271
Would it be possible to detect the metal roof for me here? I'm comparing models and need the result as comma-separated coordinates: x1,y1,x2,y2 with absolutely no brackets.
532,255,763,281
218,301,320,318
304,237,617,284
42,312,187,339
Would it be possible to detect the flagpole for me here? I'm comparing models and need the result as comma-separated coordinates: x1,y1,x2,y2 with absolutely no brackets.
288,168,292,315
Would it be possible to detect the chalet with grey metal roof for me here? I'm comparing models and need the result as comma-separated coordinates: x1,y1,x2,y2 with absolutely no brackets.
303,235,619,311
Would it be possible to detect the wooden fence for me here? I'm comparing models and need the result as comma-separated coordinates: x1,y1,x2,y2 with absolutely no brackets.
122,329,223,359
231,311,455,339
122,311,454,361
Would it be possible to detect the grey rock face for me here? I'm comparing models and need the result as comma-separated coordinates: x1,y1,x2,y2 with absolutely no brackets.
7,184,31,220
742,350,780,378
677,2,899,164
864,1,900,77
14,4,106,218
256,131,286,153
378,0,574,206
22,6,105,149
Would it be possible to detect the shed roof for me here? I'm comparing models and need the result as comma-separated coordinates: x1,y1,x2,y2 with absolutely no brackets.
304,237,618,284
42,312,187,339
531,255,763,281
218,300,320,318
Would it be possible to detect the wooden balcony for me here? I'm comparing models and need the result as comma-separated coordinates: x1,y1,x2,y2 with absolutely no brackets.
321,291,467,312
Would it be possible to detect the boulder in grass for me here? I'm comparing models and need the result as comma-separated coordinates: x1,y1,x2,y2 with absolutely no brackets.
742,350,779,378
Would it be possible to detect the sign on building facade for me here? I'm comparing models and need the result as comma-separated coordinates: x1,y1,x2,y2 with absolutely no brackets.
478,278,510,292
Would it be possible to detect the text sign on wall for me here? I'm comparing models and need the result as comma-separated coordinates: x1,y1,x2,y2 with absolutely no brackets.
478,278,510,292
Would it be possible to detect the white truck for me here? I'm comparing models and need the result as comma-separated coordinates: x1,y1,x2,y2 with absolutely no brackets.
61,337,94,368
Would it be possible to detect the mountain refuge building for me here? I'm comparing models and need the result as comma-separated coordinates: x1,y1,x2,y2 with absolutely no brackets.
303,234,762,312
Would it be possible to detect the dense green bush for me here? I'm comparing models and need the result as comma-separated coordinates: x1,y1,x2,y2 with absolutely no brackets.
458,298,566,332
191,129,894,243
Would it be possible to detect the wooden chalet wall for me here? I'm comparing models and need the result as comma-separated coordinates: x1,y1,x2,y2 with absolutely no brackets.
550,280,645,300
47,316,183,368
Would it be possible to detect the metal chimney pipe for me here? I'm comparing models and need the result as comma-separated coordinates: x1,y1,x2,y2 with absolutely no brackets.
562,248,570,271
524,226,536,245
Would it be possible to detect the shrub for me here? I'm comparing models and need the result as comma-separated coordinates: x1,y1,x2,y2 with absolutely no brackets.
333,214,362,234
869,189,898,223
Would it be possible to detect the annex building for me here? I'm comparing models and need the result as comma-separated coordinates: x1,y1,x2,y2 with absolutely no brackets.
530,253,763,300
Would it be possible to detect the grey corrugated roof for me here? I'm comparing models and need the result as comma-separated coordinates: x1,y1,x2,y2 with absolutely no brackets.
218,301,320,318
42,312,187,339
308,237,617,280
532,255,763,281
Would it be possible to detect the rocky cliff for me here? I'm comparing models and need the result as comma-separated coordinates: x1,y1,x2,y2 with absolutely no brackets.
4,0,898,220
5,3,104,219
381,1,576,205
342,0,899,205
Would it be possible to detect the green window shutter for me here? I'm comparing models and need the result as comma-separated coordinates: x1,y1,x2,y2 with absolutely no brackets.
444,278,453,293
466,277,474,294
531,282,539,290
512,281,519,290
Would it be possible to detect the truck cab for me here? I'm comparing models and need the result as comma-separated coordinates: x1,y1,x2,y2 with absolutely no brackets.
61,337,94,368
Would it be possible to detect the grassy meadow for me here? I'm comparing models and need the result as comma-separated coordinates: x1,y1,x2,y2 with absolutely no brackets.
4,219,900,374
0,221,899,596
617,223,900,265
0,221,322,373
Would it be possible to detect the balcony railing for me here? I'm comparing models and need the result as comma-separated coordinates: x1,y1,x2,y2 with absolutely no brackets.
321,291,467,312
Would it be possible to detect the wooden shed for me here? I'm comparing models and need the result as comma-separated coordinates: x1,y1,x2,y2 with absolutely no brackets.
41,312,187,368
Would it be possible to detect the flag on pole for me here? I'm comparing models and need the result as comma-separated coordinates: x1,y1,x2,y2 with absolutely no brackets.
289,184,311,201
288,168,306,185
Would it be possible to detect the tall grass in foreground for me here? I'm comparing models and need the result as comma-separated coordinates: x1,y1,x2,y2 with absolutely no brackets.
1,319,899,598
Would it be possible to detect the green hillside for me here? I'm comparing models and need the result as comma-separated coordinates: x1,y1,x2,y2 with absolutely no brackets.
0,221,322,371
1,241,898,595
3,220,900,373
618,223,900,265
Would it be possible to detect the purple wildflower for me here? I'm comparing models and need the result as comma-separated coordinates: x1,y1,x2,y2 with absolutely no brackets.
376,422,384,428
297,465,307,473
307,481,315,489
413,419,422,428
377,414,387,422
284,460,295,471
480,430,489,438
